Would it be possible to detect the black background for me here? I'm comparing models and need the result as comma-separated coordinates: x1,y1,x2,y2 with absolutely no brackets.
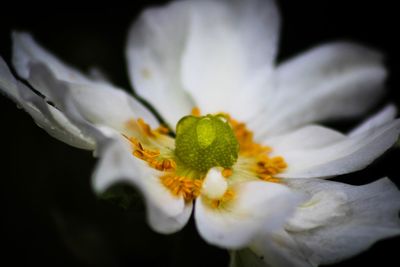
0,1,399,266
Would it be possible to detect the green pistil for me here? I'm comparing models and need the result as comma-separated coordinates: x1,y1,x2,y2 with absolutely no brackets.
174,114,239,173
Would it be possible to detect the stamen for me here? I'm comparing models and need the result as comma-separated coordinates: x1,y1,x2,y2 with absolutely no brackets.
127,136,176,171
161,174,203,201
210,189,235,209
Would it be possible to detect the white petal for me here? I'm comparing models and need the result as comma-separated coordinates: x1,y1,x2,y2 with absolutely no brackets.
267,119,400,178
27,62,159,133
252,42,386,138
195,181,304,249
286,190,349,232
264,125,345,152
0,56,94,149
12,33,159,131
127,0,280,127
350,104,397,136
93,135,191,234
181,0,279,122
126,0,195,127
285,178,400,265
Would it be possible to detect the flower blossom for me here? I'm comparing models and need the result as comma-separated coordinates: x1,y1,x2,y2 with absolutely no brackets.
1,0,400,266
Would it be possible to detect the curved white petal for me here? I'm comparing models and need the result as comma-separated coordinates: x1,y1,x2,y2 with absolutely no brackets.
195,181,304,249
93,135,191,234
252,42,386,138
127,0,280,127
26,61,159,134
264,125,345,152
0,56,94,149
266,119,400,178
12,33,159,132
284,178,400,265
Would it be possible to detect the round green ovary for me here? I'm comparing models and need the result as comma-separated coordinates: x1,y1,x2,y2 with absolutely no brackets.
175,115,239,173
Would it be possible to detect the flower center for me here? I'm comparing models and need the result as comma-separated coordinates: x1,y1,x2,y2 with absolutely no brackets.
174,115,239,173
124,110,287,204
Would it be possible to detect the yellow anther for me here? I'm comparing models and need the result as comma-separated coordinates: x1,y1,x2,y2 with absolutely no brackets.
137,118,156,137
191,107,201,117
222,168,233,178
254,155,287,183
156,125,170,135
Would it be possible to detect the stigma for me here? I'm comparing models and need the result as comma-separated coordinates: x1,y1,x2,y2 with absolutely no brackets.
175,114,239,173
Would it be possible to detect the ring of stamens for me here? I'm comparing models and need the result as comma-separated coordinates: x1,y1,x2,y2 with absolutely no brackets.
124,111,287,205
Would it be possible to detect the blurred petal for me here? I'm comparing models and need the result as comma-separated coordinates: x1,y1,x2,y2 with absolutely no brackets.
93,135,191,234
195,181,304,249
350,104,397,136
246,231,313,267
252,42,386,138
0,56,94,149
265,118,400,178
147,200,193,234
285,178,400,265
232,178,400,267
127,0,280,126
229,249,271,267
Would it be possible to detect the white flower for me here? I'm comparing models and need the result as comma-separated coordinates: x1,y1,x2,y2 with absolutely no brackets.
0,0,399,266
